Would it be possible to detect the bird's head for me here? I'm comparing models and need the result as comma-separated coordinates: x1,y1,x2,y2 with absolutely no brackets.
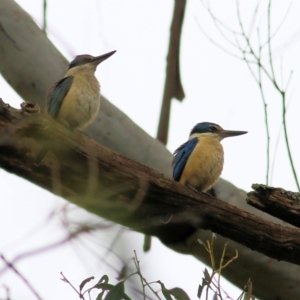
68,50,116,72
189,122,247,141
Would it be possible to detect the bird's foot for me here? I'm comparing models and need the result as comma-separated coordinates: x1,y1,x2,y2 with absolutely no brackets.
187,185,199,193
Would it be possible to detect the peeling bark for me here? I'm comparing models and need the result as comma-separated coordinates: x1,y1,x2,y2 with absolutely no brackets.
247,184,300,227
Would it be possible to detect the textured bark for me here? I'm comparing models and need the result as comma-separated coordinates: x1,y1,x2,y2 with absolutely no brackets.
247,184,300,228
0,1,300,299
2,100,300,265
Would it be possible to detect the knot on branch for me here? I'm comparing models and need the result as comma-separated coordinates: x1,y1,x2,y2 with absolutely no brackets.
20,102,40,114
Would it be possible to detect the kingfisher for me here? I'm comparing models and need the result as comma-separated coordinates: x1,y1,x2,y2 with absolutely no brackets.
172,122,247,192
35,50,116,165
46,50,116,129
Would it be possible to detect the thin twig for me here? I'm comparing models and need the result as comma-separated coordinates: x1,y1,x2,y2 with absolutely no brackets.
281,91,300,190
133,251,162,300
0,254,43,300
267,0,299,190
257,28,271,184
201,0,242,36
236,0,275,83
202,0,243,50
247,1,260,39
267,0,277,87
42,0,47,35
261,2,292,49
0,228,88,277
195,19,245,60
60,272,81,298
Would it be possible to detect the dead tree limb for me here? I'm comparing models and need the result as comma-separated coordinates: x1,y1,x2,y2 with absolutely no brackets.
1,100,300,266
157,0,186,144
247,184,300,228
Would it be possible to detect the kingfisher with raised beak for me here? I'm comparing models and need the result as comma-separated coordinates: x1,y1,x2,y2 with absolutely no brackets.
35,51,116,165
172,122,247,192
46,50,116,129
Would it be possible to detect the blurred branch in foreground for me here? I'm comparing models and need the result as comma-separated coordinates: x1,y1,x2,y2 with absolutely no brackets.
0,254,42,300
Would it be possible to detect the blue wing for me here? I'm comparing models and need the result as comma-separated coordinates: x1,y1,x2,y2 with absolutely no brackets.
172,138,198,181
46,76,74,118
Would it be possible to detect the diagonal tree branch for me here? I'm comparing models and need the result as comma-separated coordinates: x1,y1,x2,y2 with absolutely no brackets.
1,100,300,266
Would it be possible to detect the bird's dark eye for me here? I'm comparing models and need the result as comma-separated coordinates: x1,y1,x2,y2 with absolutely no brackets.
209,126,217,132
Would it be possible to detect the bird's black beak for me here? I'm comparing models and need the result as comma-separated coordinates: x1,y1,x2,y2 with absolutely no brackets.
91,50,116,65
218,129,247,139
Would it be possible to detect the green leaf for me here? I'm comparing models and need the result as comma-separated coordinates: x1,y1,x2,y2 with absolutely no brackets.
93,283,114,291
168,287,191,300
116,265,128,281
157,281,173,300
197,284,203,299
97,275,109,285
143,235,152,252
95,290,105,300
203,269,211,283
104,281,128,300
92,275,111,292
162,291,173,300
197,277,208,299
79,276,94,292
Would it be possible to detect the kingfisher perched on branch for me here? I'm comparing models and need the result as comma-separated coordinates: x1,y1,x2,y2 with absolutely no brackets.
46,50,116,129
172,122,247,192
35,51,116,165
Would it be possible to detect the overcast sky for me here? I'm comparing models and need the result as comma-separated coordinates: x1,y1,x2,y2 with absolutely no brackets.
1,0,300,299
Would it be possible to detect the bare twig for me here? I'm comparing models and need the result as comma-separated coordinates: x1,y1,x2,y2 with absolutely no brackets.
133,251,162,300
257,28,271,184
60,272,82,298
199,0,299,190
42,0,47,35
261,2,292,49
200,236,238,300
0,227,90,277
0,255,43,300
